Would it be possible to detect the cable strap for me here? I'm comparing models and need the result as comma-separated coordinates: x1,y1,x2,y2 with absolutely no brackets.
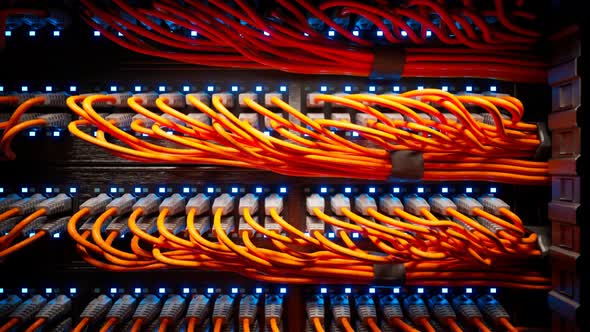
389,150,424,181
534,122,551,160
370,47,405,79
373,263,405,283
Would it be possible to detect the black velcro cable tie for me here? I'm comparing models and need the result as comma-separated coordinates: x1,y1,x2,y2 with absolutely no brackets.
534,122,551,160
373,263,405,283
388,150,424,182
370,47,405,80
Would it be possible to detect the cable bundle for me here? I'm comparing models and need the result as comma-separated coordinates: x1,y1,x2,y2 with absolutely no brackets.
0,94,72,160
317,0,541,49
0,194,71,259
80,0,546,82
64,89,549,185
64,193,549,288
0,96,45,160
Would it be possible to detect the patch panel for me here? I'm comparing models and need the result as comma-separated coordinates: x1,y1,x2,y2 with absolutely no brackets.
0,83,508,97
0,186,547,294
5,86,543,188
3,85,532,161
5,90,550,186
0,285,520,332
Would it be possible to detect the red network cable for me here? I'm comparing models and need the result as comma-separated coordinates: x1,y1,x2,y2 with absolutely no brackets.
78,0,546,82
